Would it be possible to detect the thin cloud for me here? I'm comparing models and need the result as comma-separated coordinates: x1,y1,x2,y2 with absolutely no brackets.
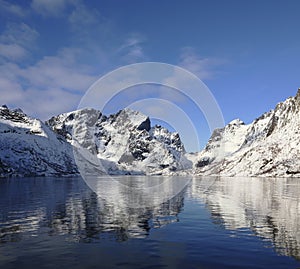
20,48,97,92
68,1,100,29
0,0,27,17
0,22,39,48
117,34,147,63
0,46,98,120
0,44,27,61
0,2,151,120
0,23,39,63
178,47,226,80
31,0,68,17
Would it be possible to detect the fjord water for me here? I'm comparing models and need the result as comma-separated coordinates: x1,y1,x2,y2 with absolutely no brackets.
0,176,299,269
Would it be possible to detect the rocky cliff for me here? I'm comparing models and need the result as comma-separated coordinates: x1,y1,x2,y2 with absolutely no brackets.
191,89,300,177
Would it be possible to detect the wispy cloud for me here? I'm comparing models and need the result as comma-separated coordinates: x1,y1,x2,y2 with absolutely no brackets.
178,47,226,80
0,44,27,61
21,48,97,92
0,0,27,17
0,46,98,119
0,22,39,48
117,34,147,63
0,1,150,119
68,1,100,28
31,0,69,17
31,0,102,31
0,22,39,64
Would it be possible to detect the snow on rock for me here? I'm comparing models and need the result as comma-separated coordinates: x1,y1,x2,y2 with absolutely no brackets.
0,105,78,177
2,88,300,178
47,108,192,176
193,89,300,177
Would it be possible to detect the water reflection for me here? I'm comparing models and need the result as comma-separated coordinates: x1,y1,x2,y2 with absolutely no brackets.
0,177,186,243
1,176,300,262
190,177,300,260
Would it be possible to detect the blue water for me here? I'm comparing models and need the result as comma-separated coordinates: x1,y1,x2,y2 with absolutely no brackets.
0,176,299,269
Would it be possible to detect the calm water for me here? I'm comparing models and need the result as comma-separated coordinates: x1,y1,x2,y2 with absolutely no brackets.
0,176,300,269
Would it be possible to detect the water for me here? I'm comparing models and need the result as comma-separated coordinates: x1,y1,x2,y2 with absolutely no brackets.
0,176,300,269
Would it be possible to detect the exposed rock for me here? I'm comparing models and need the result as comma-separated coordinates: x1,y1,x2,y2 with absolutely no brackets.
191,89,300,177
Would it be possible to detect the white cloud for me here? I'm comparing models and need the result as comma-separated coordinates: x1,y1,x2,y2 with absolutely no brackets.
178,47,225,80
31,0,68,17
0,23,38,64
0,2,150,119
0,43,27,61
31,0,101,29
117,34,147,63
0,23,39,48
68,1,100,28
22,87,81,119
0,77,24,104
0,46,99,120
20,48,97,92
0,0,27,17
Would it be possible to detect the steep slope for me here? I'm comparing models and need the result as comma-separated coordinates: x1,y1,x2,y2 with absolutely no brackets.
193,89,300,177
46,108,191,175
0,106,78,177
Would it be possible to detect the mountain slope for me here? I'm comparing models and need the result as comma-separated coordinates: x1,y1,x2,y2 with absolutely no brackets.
1,89,300,178
192,89,300,177
0,106,78,177
46,108,191,176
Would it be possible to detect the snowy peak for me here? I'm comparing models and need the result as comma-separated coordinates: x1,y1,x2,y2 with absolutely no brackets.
228,119,245,126
0,106,77,177
47,107,191,175
1,88,300,178
107,108,151,132
0,105,28,123
194,89,300,177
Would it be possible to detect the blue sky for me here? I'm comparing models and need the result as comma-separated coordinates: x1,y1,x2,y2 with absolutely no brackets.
1,0,300,151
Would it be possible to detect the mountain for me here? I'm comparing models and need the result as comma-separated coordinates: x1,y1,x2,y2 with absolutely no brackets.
46,108,191,176
0,106,190,177
191,89,300,177
0,105,77,177
1,89,300,178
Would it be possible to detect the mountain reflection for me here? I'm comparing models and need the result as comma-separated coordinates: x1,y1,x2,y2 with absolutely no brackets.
190,177,300,260
0,177,187,243
1,176,300,261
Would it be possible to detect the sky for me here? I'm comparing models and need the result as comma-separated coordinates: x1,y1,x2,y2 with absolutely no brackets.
1,0,300,151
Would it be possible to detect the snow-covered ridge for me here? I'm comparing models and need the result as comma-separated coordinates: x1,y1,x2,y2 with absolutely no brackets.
0,105,78,177
191,89,300,177
46,107,191,176
0,105,191,177
1,88,300,178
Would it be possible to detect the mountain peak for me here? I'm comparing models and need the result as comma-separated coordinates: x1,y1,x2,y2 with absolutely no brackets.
228,119,244,126
296,88,300,101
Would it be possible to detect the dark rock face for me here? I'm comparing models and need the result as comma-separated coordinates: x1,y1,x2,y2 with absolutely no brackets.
137,117,151,131
0,107,29,123
266,114,278,137
196,157,211,168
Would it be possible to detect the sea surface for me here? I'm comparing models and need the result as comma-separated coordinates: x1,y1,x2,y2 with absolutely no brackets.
0,176,300,269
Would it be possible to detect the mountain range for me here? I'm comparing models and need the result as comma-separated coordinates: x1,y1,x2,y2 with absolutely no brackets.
1,89,299,178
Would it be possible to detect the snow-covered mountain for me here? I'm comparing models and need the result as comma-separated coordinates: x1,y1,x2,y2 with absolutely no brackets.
46,108,191,176
191,89,300,177
1,88,300,178
0,105,190,177
0,105,77,177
